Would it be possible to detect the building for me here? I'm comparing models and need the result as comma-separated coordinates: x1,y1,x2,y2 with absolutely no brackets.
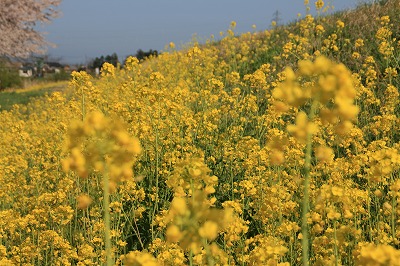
18,66,34,78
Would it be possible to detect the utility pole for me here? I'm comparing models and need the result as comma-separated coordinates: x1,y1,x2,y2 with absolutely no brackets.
271,10,282,26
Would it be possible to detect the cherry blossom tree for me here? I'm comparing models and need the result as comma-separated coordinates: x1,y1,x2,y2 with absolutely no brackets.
0,0,61,58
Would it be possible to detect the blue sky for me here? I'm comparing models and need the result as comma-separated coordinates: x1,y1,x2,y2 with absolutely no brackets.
41,0,362,64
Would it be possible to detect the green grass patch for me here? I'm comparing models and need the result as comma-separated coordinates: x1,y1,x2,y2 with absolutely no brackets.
0,83,67,111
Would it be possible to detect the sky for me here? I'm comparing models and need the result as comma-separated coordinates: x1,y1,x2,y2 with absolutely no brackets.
40,0,364,65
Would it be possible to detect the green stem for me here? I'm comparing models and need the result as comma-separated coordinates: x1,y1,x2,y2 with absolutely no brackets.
81,87,85,121
301,137,312,266
189,250,193,266
367,178,372,242
301,101,317,266
150,112,160,241
204,239,215,266
230,162,234,200
391,173,396,242
103,173,113,266
333,221,339,266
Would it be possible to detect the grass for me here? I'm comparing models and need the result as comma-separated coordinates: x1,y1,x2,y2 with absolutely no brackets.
0,81,68,111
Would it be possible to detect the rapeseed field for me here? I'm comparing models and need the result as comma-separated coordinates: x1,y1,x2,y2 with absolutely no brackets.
1,1,400,265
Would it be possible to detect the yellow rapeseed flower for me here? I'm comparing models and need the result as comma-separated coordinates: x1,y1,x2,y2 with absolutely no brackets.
198,221,219,241
315,0,324,10
76,194,92,210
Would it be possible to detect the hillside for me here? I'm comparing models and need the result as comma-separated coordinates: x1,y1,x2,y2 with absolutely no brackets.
1,1,400,265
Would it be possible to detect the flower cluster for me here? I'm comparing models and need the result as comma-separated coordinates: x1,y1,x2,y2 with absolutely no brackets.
62,111,141,186
1,1,400,265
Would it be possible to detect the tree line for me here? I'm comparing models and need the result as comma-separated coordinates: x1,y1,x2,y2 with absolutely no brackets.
89,49,159,70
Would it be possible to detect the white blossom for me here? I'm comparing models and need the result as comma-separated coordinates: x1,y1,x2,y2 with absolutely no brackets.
0,0,61,58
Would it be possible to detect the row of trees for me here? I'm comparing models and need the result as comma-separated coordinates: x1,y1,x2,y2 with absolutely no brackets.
90,53,120,70
89,49,159,70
